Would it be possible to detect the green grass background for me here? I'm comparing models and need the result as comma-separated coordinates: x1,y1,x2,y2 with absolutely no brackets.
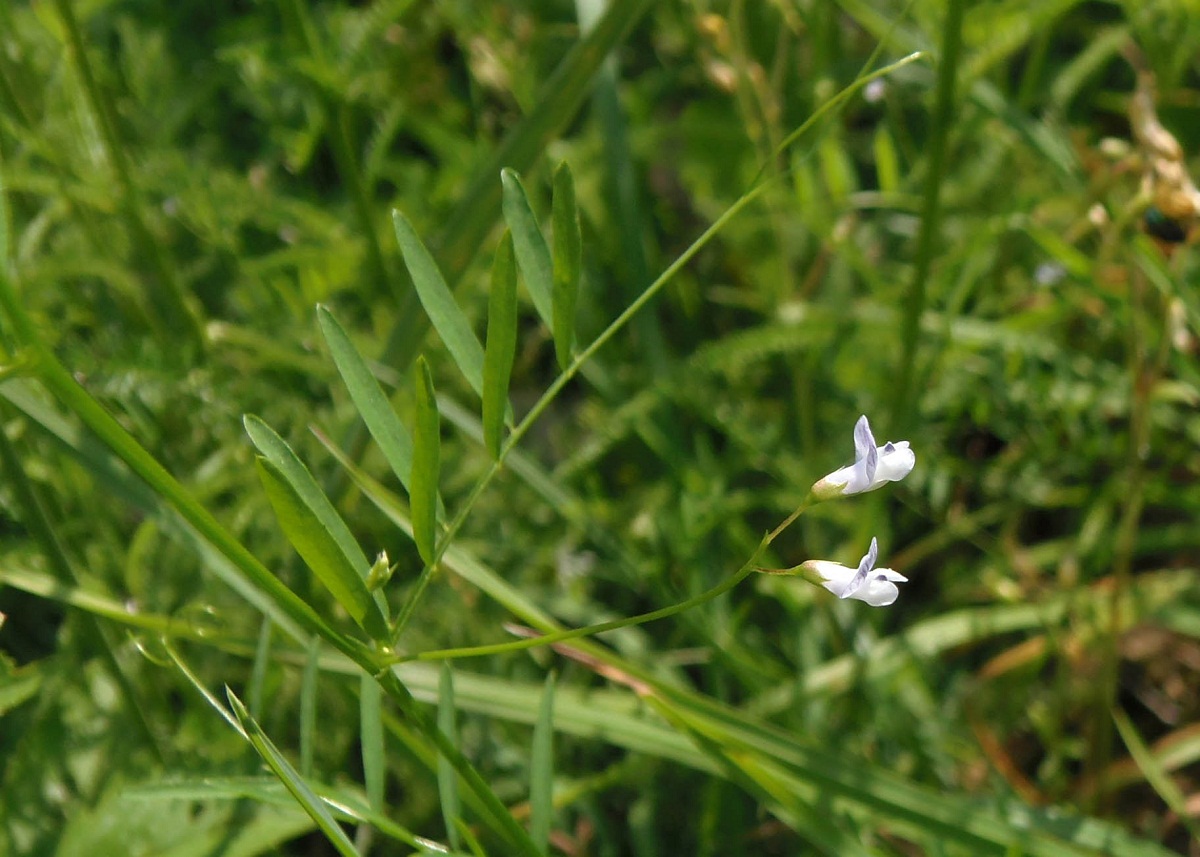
2,0,1200,854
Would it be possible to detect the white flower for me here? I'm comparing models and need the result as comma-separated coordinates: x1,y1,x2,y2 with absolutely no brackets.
812,415,914,498
803,537,907,607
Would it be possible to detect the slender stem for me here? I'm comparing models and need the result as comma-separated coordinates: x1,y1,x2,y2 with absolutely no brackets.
394,561,761,664
1090,260,1155,812
890,0,963,431
767,494,814,542
394,494,816,664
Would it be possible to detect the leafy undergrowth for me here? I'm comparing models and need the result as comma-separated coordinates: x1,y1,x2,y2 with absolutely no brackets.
2,0,1200,855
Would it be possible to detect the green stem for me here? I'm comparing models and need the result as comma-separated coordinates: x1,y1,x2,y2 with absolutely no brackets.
890,0,963,431
394,495,815,664
396,562,760,664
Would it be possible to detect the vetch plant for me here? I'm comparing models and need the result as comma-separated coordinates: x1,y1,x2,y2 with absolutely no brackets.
811,415,915,499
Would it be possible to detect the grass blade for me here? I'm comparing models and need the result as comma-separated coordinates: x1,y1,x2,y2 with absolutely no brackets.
530,672,556,853
255,455,388,640
482,231,518,459
360,673,385,818
300,636,320,778
438,664,463,852
410,357,441,567
393,210,485,398
1112,707,1200,844
501,168,554,330
550,162,581,370
226,687,362,857
317,305,416,495
248,618,273,720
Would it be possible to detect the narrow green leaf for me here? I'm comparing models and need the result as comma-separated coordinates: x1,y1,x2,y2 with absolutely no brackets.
300,636,320,778
248,618,273,719
1113,707,1200,843
255,457,388,640
165,642,247,737
226,687,362,857
245,415,390,635
530,672,556,853
360,673,386,815
482,231,518,459
873,126,900,195
317,305,415,493
0,164,9,270
500,169,554,329
438,664,463,851
550,163,582,370
392,210,485,398
410,357,440,566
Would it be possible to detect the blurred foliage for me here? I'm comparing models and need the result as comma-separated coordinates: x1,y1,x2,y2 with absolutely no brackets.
3,0,1200,854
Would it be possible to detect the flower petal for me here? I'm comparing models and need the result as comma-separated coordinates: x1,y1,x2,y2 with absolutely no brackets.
811,416,914,499
854,415,878,486
875,440,915,484
840,536,878,599
849,574,900,607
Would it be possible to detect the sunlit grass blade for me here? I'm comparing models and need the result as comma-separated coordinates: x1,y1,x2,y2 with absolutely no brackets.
529,672,556,854
317,305,416,495
410,357,441,567
408,658,1178,857
482,231,518,459
226,686,362,857
501,168,554,330
254,455,388,640
392,210,485,398
438,664,464,852
360,673,385,819
550,162,581,370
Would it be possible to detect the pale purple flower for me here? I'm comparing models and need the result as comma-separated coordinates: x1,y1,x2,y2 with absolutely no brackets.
803,537,907,607
812,415,914,498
